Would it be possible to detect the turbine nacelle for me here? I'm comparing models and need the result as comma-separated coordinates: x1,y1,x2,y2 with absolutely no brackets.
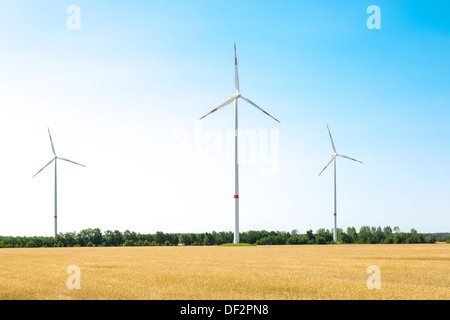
318,125,363,177
32,128,86,178
199,44,280,124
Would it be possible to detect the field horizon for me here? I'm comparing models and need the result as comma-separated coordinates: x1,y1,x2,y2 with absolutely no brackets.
1,243,449,300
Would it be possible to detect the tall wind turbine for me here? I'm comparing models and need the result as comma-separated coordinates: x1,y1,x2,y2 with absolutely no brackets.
199,44,280,244
33,128,86,237
318,125,363,242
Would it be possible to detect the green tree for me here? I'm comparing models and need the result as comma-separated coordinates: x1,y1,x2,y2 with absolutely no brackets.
76,230,89,246
124,230,138,244
339,232,352,244
179,234,187,245
427,234,436,243
155,231,165,245
42,237,56,247
115,230,124,246
385,235,394,244
286,236,299,245
306,230,314,242
299,235,309,244
214,232,226,245
92,228,103,246
203,235,210,246
64,232,77,247
346,227,357,243
315,235,326,245
374,227,385,243
103,230,114,246
316,229,333,243
416,233,425,243
366,235,376,244
358,226,372,243
25,240,37,248
383,226,393,236
1,237,17,248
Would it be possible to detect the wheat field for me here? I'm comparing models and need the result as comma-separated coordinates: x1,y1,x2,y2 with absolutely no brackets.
0,244,448,300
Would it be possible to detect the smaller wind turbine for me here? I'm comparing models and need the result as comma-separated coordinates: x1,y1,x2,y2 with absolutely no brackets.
318,125,363,242
33,128,86,237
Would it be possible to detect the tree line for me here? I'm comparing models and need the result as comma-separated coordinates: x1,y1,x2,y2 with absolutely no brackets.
0,226,444,248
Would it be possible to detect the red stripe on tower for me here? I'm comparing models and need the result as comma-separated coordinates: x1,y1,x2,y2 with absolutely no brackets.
333,213,336,216
234,195,239,199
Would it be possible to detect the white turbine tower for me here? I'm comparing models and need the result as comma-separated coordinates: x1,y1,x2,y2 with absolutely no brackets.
199,43,280,244
33,128,86,237
318,125,363,242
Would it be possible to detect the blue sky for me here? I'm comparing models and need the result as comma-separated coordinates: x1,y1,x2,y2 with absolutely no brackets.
0,1,449,236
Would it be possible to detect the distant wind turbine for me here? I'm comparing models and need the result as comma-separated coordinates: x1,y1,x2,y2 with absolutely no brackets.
318,125,363,242
199,44,280,244
33,128,86,237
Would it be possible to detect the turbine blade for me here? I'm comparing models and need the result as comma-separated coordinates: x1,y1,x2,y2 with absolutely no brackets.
32,157,56,178
318,157,335,176
199,96,238,120
234,43,240,93
337,154,363,164
327,125,336,153
240,95,280,123
58,157,86,167
48,127,56,156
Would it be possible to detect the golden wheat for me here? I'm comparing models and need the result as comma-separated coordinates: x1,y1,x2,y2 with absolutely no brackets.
0,244,448,300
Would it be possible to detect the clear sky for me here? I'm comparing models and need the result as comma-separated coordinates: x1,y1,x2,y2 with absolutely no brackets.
0,1,449,236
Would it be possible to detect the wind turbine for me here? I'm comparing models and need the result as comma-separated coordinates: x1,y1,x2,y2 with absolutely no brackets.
199,44,280,244
318,125,363,242
33,128,86,237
